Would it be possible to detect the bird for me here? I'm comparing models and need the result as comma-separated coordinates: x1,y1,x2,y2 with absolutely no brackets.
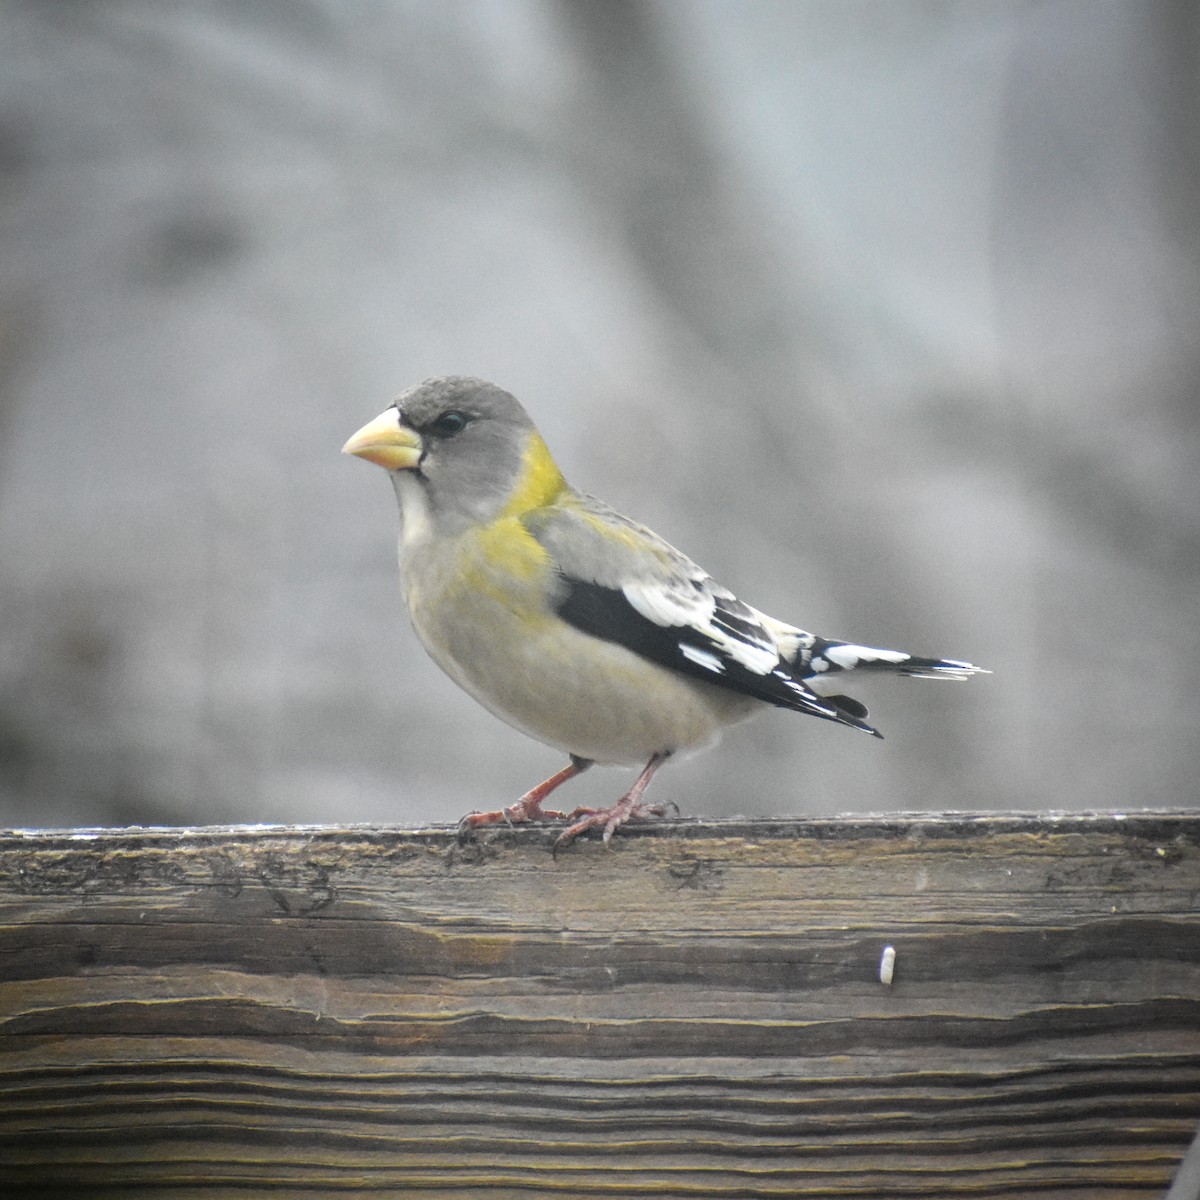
343,376,988,850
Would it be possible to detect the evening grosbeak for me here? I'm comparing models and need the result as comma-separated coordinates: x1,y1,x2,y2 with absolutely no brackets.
343,376,987,849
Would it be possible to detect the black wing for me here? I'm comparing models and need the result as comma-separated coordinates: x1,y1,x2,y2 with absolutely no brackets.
555,575,881,735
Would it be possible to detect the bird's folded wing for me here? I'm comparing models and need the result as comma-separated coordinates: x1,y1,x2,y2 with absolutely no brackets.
524,497,871,729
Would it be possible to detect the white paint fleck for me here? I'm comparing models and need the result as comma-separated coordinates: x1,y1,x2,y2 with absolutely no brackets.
879,944,897,986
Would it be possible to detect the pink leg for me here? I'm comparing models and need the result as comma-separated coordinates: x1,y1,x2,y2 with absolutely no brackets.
555,752,673,852
458,756,592,839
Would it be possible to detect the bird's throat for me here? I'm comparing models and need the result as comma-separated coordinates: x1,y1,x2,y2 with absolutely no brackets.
392,471,435,549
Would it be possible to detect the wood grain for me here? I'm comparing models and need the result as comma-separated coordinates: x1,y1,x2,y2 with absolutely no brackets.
1,813,1198,1198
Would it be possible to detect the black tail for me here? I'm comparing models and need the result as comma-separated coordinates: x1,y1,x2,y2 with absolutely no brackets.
797,639,989,739
803,638,989,683
821,693,884,739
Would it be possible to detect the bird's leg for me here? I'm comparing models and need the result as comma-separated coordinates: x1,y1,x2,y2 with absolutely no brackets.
555,752,673,852
457,755,593,839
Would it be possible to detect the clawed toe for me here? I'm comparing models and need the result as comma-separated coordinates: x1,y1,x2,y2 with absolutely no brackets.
457,753,675,853
457,758,590,842
553,799,670,854
457,800,568,842
456,809,491,843
552,751,675,854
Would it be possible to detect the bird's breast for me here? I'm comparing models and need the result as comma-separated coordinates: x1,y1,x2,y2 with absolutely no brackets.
400,522,757,764
404,518,551,625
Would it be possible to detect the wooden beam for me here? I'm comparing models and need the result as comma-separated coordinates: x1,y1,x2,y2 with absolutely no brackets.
1,813,1198,1197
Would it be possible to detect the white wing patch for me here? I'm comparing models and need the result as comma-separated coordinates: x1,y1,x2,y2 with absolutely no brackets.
750,608,814,663
679,642,726,674
622,578,782,676
623,578,714,630
708,608,779,674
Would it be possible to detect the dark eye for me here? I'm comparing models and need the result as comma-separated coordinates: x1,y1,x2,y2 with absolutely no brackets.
429,410,470,437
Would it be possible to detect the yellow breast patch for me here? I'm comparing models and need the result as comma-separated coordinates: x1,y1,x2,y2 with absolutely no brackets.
454,430,565,609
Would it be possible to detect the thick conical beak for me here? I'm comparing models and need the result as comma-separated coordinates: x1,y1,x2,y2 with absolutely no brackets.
342,409,423,471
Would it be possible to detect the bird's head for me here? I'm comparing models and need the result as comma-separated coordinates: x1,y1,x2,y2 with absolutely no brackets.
343,376,566,537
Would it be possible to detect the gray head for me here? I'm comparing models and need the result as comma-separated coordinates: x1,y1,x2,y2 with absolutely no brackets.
343,376,554,537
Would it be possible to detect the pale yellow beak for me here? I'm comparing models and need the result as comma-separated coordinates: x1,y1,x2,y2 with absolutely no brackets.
342,409,423,471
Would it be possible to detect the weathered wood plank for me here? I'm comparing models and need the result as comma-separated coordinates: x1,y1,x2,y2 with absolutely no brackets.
1,813,1198,1197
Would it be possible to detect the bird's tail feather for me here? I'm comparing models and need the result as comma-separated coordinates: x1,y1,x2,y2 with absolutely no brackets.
821,693,883,739
804,638,989,683
876,654,988,682
795,640,989,739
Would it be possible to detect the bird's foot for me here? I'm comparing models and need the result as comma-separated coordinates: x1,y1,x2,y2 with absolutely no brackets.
553,795,678,854
457,796,568,841
457,757,593,843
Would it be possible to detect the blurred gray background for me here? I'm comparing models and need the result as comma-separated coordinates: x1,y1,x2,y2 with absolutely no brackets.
1,0,1196,830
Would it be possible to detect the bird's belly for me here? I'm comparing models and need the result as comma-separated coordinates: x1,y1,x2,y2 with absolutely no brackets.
409,583,758,766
